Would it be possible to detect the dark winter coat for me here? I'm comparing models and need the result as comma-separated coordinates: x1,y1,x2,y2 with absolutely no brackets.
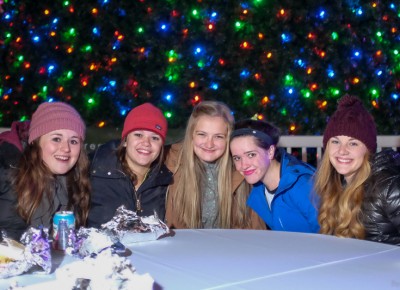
0,121,69,240
87,140,173,228
363,149,400,245
0,142,26,240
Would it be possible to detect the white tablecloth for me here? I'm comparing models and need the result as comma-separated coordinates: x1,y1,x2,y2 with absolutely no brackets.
1,229,400,290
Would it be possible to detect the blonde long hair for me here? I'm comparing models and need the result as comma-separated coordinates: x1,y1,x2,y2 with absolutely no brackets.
171,101,241,228
315,143,371,239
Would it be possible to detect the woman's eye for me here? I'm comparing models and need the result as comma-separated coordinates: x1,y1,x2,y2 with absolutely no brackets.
70,139,80,145
134,133,142,138
152,136,160,141
52,137,61,142
232,156,240,162
248,153,256,158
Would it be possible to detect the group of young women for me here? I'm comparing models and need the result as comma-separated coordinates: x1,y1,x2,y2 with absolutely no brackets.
0,96,399,245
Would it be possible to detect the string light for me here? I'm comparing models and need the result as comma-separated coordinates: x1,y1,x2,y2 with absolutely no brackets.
261,96,269,105
0,1,398,135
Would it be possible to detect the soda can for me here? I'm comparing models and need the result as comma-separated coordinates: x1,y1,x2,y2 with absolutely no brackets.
55,219,69,251
52,211,75,240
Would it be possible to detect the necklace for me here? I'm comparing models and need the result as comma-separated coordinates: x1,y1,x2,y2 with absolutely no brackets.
133,169,151,213
135,193,142,213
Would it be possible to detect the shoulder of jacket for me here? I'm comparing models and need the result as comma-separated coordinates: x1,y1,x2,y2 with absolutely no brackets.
90,140,123,177
0,142,22,169
281,152,315,176
156,163,174,178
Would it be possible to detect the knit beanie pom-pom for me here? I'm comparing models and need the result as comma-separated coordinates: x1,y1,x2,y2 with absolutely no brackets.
337,95,362,109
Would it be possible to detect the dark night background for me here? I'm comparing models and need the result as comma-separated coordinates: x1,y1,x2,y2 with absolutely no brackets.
1,0,399,144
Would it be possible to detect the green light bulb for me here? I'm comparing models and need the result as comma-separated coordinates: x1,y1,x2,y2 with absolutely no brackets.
69,28,76,36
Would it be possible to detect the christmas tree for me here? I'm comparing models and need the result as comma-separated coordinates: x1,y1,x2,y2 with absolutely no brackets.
1,0,399,135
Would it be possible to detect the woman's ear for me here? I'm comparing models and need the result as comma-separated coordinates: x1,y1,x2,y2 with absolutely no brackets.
268,145,276,159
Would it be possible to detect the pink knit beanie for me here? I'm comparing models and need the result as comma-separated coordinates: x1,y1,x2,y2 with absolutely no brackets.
323,95,377,153
121,103,167,142
28,102,86,143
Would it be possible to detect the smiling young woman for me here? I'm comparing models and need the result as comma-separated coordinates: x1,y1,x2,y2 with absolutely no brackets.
315,95,400,245
87,103,172,228
230,119,319,233
164,101,265,230
0,102,90,240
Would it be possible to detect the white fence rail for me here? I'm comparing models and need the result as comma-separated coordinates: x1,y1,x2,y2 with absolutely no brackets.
1,127,399,166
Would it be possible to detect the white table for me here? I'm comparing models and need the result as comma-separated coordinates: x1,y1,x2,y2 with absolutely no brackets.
1,229,400,290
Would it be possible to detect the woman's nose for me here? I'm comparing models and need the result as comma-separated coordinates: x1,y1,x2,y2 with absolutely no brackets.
142,136,151,145
240,158,249,169
60,141,71,152
205,137,214,148
338,144,348,154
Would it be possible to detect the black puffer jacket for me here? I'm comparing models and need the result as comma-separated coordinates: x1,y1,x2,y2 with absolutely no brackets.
363,149,400,245
87,140,173,228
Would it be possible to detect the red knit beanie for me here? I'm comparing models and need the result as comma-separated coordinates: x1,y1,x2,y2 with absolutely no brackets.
29,102,86,143
323,95,377,153
121,103,167,142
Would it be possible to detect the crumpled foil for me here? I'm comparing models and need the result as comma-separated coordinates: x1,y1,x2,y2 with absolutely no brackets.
72,227,119,258
101,205,170,244
0,227,51,279
55,249,154,289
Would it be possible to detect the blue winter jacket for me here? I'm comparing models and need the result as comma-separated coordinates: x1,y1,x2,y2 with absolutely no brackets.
247,149,319,233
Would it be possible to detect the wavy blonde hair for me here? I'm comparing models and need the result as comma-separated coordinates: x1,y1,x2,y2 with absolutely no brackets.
315,142,371,239
171,101,246,228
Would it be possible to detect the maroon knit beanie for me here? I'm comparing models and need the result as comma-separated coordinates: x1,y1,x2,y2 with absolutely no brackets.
29,102,86,143
121,103,167,142
323,95,377,153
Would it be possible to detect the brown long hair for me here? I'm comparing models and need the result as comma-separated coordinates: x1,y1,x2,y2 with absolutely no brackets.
14,140,91,227
314,143,371,239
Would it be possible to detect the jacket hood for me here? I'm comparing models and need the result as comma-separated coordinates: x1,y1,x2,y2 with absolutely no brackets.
277,149,315,192
0,121,30,152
